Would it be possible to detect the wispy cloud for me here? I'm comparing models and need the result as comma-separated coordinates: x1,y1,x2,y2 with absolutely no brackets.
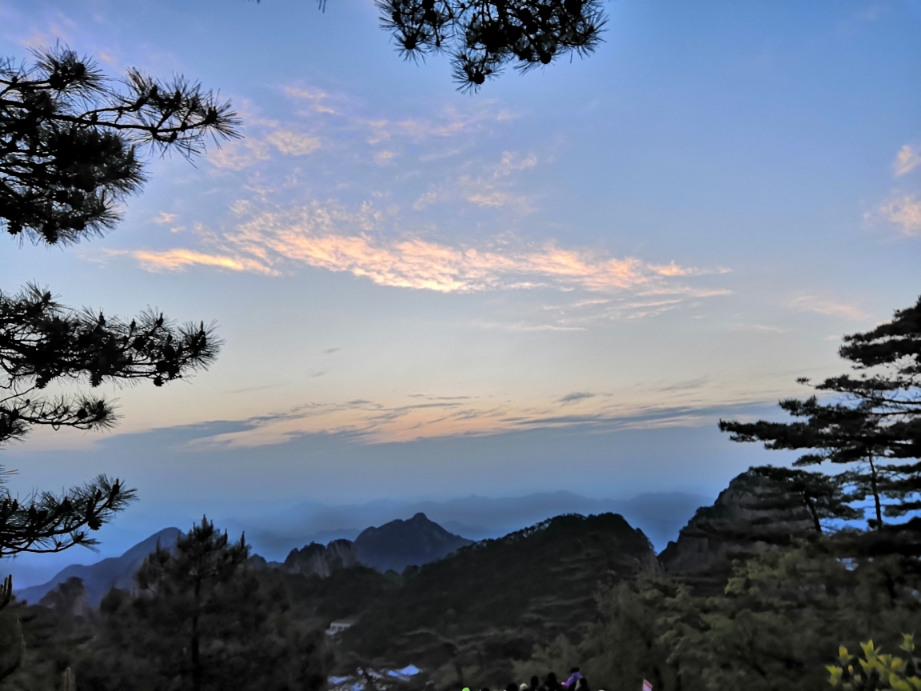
108,248,277,275
413,152,536,211
894,145,921,177
787,295,867,320
153,211,185,234
264,130,321,156
176,393,772,449
558,392,596,404
284,86,338,115
153,212,177,225
116,200,730,301
878,194,921,236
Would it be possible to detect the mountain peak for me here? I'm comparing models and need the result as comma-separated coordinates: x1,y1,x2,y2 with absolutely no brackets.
354,514,472,573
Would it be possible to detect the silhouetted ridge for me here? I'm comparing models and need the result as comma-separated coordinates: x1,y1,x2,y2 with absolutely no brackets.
15,528,182,607
342,512,657,667
353,512,473,573
283,539,360,576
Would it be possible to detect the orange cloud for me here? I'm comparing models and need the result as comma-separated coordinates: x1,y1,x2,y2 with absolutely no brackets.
119,202,729,301
111,248,278,275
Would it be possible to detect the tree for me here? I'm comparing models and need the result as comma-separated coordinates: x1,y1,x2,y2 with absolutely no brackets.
134,517,250,691
0,46,237,562
719,296,921,534
379,0,607,90
744,466,862,536
1,46,237,245
263,0,607,90
79,517,330,691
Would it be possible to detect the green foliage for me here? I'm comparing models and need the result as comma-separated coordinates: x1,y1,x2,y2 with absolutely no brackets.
514,535,921,691
77,517,331,691
828,637,921,691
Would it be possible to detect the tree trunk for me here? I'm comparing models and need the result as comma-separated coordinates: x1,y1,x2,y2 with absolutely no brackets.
803,492,823,534
869,454,883,530
192,576,202,691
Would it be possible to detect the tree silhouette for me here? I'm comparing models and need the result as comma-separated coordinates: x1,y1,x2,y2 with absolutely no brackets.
0,46,238,563
379,0,607,90
260,0,607,90
1,45,238,245
80,517,329,691
720,296,921,535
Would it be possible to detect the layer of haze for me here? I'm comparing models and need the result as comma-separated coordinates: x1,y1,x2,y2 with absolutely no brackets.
0,0,919,583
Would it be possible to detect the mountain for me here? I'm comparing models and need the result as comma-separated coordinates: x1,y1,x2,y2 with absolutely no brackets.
283,538,361,576
342,512,657,684
353,512,473,572
660,470,817,592
230,490,710,561
15,528,182,607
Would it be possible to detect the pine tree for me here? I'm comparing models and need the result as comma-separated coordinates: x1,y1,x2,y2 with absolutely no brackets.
82,517,330,691
0,46,238,564
379,0,607,89
263,0,607,90
720,296,921,536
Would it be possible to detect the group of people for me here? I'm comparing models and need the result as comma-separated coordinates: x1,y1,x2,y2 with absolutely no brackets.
466,667,592,691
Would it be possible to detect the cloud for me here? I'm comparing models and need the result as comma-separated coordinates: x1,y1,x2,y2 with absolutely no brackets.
115,199,730,305
495,151,537,177
466,189,527,209
152,211,186,234
265,130,321,156
283,86,337,115
414,152,536,211
878,194,921,236
375,150,396,165
787,295,867,320
558,392,596,404
208,139,271,170
108,248,277,275
170,390,771,449
894,145,921,177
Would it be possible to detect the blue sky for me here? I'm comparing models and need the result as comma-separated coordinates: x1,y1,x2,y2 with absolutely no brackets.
1,0,920,575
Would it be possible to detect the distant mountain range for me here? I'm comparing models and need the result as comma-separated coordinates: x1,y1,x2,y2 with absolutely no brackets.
16,514,472,605
11,489,712,600
343,512,659,679
223,490,710,561
15,528,181,607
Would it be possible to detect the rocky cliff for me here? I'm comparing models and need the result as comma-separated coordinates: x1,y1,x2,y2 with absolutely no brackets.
283,539,360,577
659,470,817,591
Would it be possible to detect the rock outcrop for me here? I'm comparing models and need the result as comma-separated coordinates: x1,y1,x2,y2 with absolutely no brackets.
283,539,360,577
38,576,92,619
659,470,817,592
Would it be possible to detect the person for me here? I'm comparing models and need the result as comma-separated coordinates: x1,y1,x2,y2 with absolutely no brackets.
562,669,582,688
529,676,540,691
571,678,590,691
545,673,562,691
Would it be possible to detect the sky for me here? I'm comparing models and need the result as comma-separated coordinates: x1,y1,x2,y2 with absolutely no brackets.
1,0,920,577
